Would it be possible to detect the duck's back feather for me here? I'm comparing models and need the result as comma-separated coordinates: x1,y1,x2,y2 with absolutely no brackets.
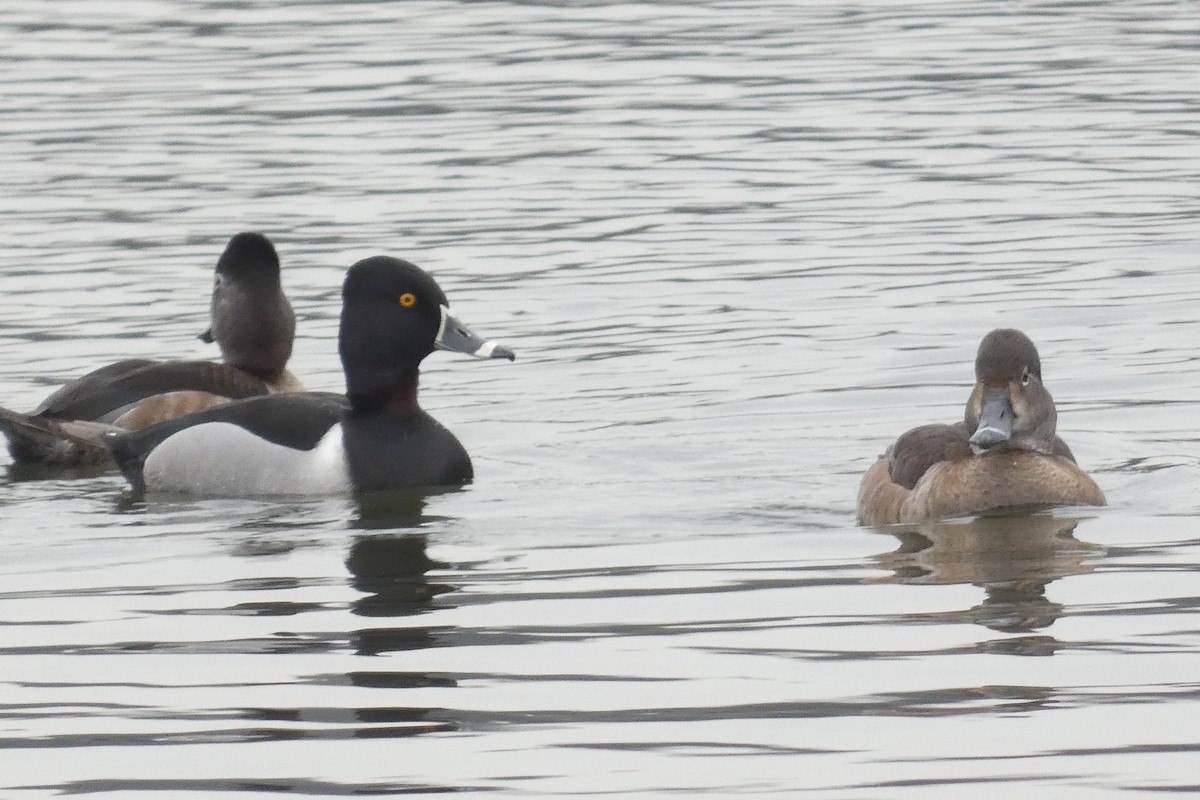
32,359,157,417
888,423,973,490
34,360,280,422
887,421,1081,491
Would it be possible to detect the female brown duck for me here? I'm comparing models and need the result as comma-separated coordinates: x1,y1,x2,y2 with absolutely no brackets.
0,232,299,465
857,329,1105,525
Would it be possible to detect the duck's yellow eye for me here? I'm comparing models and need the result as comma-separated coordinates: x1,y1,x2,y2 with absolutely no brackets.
399,293,417,308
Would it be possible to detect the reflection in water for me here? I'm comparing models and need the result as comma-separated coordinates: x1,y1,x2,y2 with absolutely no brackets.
352,488,457,530
343,531,460,736
871,514,1105,635
348,533,445,615
218,502,464,758
347,492,458,648
5,462,108,484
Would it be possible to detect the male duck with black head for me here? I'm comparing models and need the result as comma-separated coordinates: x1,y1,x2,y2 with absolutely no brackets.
106,255,514,496
857,329,1105,526
0,232,299,465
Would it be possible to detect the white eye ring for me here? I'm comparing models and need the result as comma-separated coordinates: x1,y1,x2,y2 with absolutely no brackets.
1020,370,1031,386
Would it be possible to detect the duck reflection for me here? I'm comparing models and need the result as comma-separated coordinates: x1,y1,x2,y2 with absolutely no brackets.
872,514,1104,635
148,494,468,759
5,461,109,483
346,532,457,656
346,493,458,653
317,497,463,740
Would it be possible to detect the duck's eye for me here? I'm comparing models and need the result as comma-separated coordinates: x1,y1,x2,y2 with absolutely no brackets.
1020,368,1031,386
399,293,417,308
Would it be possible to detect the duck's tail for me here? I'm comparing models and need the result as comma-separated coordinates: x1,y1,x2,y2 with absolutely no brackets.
103,429,147,492
0,406,117,465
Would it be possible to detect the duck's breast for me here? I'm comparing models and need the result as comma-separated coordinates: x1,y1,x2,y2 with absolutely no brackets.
904,450,1105,522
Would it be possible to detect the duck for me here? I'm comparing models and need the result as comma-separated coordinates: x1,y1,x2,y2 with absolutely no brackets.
0,232,299,466
105,255,515,497
856,328,1105,525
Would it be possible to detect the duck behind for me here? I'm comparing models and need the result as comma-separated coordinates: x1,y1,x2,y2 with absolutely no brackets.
856,329,1105,525
107,255,514,497
0,233,298,465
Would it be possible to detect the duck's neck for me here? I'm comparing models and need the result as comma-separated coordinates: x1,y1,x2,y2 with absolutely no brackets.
348,367,420,416
235,363,286,385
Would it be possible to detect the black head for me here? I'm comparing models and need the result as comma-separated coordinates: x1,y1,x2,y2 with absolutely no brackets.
214,232,283,287
205,232,295,375
966,328,1057,453
338,256,514,404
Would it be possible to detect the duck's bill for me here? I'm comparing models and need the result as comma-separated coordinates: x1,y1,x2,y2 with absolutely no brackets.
435,306,516,361
969,388,1013,452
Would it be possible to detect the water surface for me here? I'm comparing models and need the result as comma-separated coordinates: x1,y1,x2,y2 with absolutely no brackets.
2,1,1200,797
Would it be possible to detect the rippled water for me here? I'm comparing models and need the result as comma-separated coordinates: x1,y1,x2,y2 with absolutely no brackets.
3,1,1200,796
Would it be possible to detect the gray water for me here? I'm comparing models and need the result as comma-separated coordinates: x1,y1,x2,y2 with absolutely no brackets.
2,1,1200,796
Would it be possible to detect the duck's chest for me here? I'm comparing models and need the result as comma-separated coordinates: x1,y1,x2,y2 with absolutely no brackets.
341,412,473,493
908,450,1105,521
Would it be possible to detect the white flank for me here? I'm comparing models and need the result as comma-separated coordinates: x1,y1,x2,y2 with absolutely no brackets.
143,422,352,497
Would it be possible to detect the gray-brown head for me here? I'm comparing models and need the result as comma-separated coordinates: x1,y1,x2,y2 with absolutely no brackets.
201,232,296,380
965,328,1057,454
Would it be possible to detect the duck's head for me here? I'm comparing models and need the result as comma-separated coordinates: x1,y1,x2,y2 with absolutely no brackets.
338,256,514,404
202,232,296,378
965,328,1057,454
